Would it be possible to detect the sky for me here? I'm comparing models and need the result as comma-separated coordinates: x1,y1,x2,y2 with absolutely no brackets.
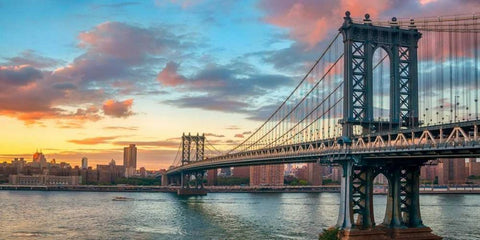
0,0,478,170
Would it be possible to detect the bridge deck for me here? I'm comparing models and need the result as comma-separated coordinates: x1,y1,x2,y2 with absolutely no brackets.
167,121,480,175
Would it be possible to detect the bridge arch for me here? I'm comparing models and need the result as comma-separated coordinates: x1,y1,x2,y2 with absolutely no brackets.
372,171,390,226
372,46,392,127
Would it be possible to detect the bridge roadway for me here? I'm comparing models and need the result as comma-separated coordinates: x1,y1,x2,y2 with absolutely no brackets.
167,120,480,175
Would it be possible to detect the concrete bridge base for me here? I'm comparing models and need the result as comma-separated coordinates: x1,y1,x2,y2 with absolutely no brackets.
339,227,441,240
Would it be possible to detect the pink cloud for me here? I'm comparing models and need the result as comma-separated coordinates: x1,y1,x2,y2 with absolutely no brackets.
259,0,388,47
78,21,168,63
157,62,186,86
103,99,134,118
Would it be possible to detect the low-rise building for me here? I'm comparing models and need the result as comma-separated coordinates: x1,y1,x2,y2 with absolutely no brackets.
9,174,80,185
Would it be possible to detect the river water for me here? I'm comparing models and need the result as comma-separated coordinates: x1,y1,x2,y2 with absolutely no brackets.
0,191,479,240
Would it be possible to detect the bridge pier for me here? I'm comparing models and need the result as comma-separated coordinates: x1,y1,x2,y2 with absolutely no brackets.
177,171,207,196
336,161,441,240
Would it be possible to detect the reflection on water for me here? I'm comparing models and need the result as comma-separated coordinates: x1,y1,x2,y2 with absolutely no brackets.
0,191,479,240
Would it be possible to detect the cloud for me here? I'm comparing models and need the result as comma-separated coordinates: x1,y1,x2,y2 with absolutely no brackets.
112,140,179,148
3,50,65,69
156,0,204,9
159,61,293,97
103,126,139,131
165,95,249,112
246,102,281,121
259,0,390,48
159,60,293,118
0,65,105,124
53,21,195,96
68,136,121,145
91,2,141,9
234,134,244,138
205,133,225,137
0,65,42,86
256,0,480,74
157,61,186,86
103,99,134,118
0,21,196,125
77,22,175,64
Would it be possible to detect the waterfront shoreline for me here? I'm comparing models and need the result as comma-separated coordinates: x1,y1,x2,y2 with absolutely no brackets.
1,185,480,194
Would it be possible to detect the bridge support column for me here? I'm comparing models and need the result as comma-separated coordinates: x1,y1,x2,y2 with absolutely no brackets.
161,174,168,186
337,162,441,240
337,161,353,229
177,171,207,196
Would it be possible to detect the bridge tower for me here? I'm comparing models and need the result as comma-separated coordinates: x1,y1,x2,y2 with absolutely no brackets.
178,133,207,196
341,12,421,136
337,12,440,239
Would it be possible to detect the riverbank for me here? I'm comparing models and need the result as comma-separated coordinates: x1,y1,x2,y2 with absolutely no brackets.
0,184,340,193
1,184,480,194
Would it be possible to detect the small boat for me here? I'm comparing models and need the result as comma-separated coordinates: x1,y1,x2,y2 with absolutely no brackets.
112,196,134,201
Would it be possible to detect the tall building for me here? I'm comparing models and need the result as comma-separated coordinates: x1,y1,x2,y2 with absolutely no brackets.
467,158,480,176
139,167,146,177
307,163,323,185
438,158,466,185
97,159,125,184
250,164,284,186
32,151,47,169
81,157,88,169
232,166,250,178
123,144,137,177
332,166,342,182
207,169,217,185
421,165,438,183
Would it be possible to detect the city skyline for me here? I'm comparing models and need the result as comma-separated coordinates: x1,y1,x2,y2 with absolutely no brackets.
1,0,478,170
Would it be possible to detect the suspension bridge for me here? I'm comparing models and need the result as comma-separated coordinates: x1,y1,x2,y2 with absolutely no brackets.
164,12,480,239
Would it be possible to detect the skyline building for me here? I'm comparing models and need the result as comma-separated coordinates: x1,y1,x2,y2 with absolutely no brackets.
250,164,284,186
32,151,47,169
123,144,137,178
232,166,250,178
81,157,88,170
207,169,217,185
467,158,480,176
437,159,466,185
306,163,323,185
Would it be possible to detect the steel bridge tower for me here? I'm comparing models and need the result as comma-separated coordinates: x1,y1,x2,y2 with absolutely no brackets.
337,12,440,239
177,133,207,195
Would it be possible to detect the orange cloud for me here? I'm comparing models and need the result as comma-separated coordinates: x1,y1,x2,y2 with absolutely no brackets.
112,140,179,148
68,136,121,145
102,99,134,118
